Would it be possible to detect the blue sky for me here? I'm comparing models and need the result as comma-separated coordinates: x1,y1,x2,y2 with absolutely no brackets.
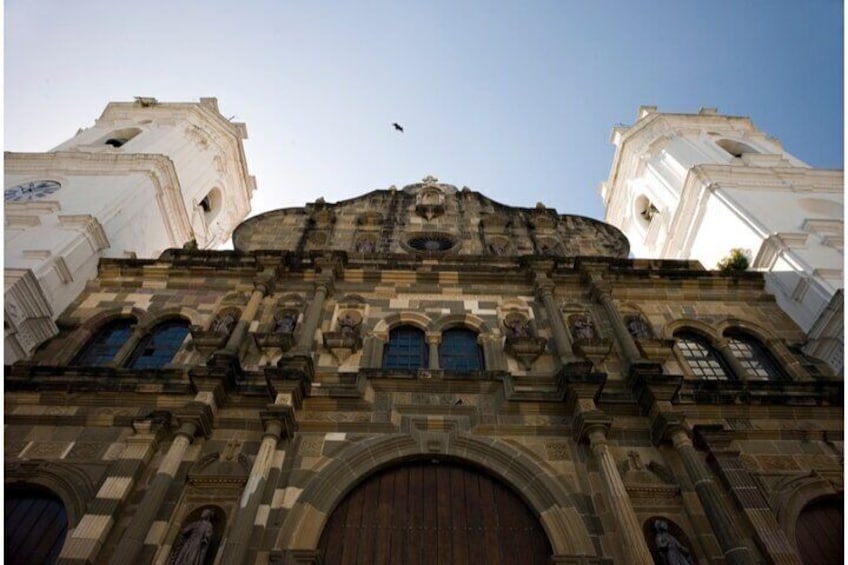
5,1,843,227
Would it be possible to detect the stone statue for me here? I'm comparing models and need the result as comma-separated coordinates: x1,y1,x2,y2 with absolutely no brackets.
505,317,530,338
338,313,361,334
490,241,507,256
571,315,596,340
274,312,297,334
654,520,693,565
626,315,651,339
170,509,214,565
356,239,376,253
211,313,235,334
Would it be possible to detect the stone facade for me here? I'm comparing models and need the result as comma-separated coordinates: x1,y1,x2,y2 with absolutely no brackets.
6,178,843,564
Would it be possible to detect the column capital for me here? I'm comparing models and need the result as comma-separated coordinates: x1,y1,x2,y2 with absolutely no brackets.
425,332,442,345
253,276,275,296
260,405,297,440
572,408,613,444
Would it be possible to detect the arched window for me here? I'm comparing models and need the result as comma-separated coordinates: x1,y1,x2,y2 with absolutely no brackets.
675,331,733,380
383,326,427,370
441,328,483,371
716,138,757,158
72,318,134,366
724,331,788,381
102,127,142,148
5,484,68,564
127,319,190,369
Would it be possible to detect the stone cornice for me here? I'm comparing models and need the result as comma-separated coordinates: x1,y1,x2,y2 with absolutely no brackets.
8,151,193,246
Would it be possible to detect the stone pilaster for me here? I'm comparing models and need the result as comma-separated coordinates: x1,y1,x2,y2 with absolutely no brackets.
585,271,643,366
295,276,334,353
533,272,578,365
572,395,653,565
57,415,167,565
695,426,798,563
668,427,756,565
211,270,275,368
220,406,293,564
107,420,199,565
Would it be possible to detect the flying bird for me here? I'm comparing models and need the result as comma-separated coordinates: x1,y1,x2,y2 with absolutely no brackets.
392,122,404,132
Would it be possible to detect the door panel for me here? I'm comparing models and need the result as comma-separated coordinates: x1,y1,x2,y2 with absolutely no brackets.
318,460,551,565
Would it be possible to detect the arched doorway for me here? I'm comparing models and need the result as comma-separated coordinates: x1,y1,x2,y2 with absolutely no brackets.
318,459,552,564
5,483,69,564
795,495,843,564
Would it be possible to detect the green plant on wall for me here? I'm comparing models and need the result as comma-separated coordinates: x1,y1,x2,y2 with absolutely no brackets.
717,248,749,273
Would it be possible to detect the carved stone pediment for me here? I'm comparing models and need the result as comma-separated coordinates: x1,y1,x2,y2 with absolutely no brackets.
505,335,548,370
189,326,229,352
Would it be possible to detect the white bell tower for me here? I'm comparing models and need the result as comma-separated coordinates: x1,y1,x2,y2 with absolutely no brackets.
5,97,257,363
600,106,843,373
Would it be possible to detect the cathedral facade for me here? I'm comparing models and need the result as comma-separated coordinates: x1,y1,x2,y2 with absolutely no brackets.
6,176,842,564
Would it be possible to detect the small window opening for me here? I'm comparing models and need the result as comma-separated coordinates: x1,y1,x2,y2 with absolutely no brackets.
105,138,127,147
199,196,211,213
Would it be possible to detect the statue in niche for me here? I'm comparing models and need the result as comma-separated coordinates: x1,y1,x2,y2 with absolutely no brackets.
570,315,596,340
170,509,215,565
211,313,236,335
625,315,652,339
490,241,507,256
355,238,376,253
653,520,693,565
274,311,297,334
504,317,530,338
337,312,361,334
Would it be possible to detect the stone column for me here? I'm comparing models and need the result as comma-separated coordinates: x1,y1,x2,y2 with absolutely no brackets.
585,426,654,564
715,339,751,382
587,274,642,365
108,326,145,367
295,276,333,353
426,332,441,370
669,427,755,565
107,421,199,565
215,271,275,360
533,273,578,364
219,419,285,564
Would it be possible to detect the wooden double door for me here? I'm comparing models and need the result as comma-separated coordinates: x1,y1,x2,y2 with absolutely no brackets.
318,460,552,565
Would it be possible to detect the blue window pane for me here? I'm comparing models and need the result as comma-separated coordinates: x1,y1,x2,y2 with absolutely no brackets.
383,326,427,370
72,319,133,366
675,331,733,381
129,321,190,369
441,328,482,371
